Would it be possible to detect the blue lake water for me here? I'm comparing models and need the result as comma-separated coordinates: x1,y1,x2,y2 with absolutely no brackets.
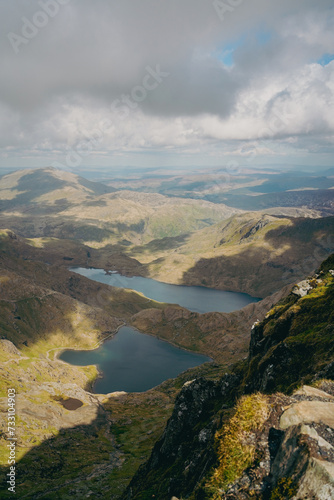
61,267,260,393
59,326,211,393
69,267,260,313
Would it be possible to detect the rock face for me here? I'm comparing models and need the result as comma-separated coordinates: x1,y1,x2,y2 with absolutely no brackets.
270,383,334,500
210,383,334,499
123,375,241,499
125,383,334,499
280,401,334,429
246,269,334,394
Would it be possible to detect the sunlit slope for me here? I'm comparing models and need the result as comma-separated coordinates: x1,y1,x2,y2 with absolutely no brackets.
0,168,242,245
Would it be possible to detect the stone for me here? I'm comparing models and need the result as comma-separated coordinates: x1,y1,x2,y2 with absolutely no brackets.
300,424,333,450
183,379,196,388
280,401,334,430
294,385,334,400
292,280,312,297
294,458,334,499
0,339,21,356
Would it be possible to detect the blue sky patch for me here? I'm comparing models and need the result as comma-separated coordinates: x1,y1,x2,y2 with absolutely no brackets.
256,30,272,45
216,29,272,67
215,36,245,67
317,53,334,66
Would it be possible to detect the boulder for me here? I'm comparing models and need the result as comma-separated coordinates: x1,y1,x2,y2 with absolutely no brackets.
280,401,334,429
0,339,21,356
292,280,312,297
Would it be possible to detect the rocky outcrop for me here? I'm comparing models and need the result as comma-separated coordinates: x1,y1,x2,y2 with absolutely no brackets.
218,382,334,500
0,339,21,356
125,381,334,500
123,374,241,499
245,269,334,394
291,279,313,297
270,383,334,500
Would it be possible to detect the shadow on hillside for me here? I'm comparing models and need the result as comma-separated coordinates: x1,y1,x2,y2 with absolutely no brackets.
181,217,334,297
0,169,115,215
0,212,117,241
0,279,117,355
0,198,74,215
131,233,190,255
0,212,152,245
0,171,74,214
0,408,117,499
264,215,334,243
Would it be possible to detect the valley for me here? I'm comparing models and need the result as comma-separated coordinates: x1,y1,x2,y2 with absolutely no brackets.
0,167,334,499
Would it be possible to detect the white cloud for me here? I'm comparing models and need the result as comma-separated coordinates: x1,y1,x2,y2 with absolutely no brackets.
0,0,334,168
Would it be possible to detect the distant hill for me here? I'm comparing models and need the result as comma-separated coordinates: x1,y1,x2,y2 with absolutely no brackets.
216,188,334,212
1,168,333,298
103,168,334,215
0,167,115,212
0,168,242,246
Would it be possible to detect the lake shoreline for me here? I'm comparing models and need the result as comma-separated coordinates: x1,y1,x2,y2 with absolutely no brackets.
59,325,212,394
69,266,261,314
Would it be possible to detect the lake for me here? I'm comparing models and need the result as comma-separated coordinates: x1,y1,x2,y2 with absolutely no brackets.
69,267,260,313
59,326,211,393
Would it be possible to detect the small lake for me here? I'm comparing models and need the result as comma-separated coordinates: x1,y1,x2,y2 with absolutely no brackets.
69,267,260,313
59,326,211,393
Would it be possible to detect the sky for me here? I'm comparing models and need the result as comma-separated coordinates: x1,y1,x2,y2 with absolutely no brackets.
1,0,334,173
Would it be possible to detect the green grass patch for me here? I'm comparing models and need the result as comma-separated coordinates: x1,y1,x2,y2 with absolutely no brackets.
206,393,269,498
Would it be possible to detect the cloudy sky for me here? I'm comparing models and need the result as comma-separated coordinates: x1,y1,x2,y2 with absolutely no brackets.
1,0,334,171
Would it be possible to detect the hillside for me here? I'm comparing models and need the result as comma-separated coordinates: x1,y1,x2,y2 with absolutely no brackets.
125,256,334,499
130,213,334,297
0,168,241,246
0,229,188,498
1,168,334,499
0,229,285,363
1,231,333,499
0,167,115,211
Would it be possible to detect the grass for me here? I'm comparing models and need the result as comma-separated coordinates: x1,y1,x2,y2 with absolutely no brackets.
103,391,175,497
243,270,334,394
0,384,176,499
206,393,269,498
270,477,298,499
